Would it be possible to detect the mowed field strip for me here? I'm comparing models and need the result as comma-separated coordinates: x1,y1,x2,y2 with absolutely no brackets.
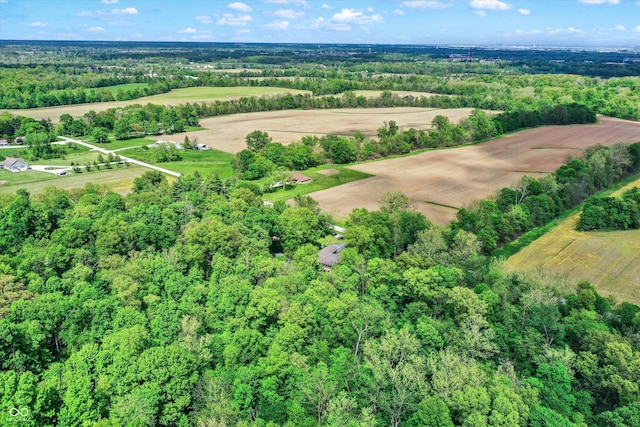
1,86,311,121
157,107,477,153
506,177,640,306
309,117,640,224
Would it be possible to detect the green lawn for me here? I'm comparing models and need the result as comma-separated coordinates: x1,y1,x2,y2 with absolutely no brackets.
139,86,309,102
263,166,373,203
98,137,157,151
0,165,146,195
0,145,100,166
121,147,235,178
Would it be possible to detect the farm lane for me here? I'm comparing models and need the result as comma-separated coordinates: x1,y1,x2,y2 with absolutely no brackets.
58,136,183,178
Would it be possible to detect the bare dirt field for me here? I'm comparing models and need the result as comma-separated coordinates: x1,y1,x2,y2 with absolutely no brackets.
309,117,640,224
164,107,477,153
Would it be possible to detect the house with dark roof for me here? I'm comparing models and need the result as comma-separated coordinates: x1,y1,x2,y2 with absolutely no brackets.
318,244,345,270
1,157,28,172
291,172,312,184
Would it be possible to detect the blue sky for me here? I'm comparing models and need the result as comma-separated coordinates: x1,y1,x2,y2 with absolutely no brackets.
1,0,640,47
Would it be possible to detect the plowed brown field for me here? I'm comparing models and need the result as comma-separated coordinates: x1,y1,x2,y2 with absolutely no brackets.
310,117,640,223
160,107,477,153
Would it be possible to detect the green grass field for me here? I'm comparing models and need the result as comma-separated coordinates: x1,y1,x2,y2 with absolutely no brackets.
0,145,101,166
262,167,373,204
137,86,309,103
122,147,235,178
0,165,146,195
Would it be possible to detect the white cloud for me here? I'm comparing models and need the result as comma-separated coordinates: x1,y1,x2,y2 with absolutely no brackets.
311,17,351,31
30,21,48,27
101,0,118,4
112,7,138,15
515,29,542,35
264,20,289,30
547,26,585,35
634,26,640,32
321,3,330,9
392,9,406,15
86,26,106,33
178,27,197,33
403,1,450,9
79,7,138,17
614,25,626,31
518,8,530,15
216,14,252,26
196,16,213,24
578,0,619,4
332,8,383,24
228,2,252,12
272,9,304,19
469,0,512,11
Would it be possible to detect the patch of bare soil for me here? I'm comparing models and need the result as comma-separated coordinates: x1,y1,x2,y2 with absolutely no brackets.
310,117,640,223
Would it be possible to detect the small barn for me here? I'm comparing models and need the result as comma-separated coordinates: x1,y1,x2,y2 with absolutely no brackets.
318,244,345,270
291,172,312,185
1,157,29,172
0,139,8,146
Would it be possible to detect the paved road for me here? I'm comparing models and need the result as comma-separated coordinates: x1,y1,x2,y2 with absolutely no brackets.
58,136,183,178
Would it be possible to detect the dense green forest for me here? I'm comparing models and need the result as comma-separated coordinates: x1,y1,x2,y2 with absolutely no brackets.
578,186,640,231
1,158,640,426
2,41,640,427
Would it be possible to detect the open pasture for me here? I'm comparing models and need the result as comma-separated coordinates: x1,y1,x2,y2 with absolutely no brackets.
506,176,640,306
2,86,310,121
0,165,146,196
161,107,477,154
309,117,640,223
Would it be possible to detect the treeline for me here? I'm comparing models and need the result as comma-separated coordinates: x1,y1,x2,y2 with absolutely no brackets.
0,170,639,426
53,103,200,141
233,104,597,181
0,64,179,109
454,143,640,254
578,186,640,231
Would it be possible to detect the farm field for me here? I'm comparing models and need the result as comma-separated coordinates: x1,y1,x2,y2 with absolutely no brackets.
308,117,640,223
506,177,640,306
159,107,478,153
1,86,311,121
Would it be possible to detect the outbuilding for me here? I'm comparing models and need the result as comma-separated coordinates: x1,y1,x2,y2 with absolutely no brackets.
291,172,312,185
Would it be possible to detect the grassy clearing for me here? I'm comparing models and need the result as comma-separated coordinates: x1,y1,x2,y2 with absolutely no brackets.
99,137,157,151
0,165,145,195
94,83,150,96
138,86,309,103
0,145,102,166
505,174,640,306
263,167,373,204
122,147,235,178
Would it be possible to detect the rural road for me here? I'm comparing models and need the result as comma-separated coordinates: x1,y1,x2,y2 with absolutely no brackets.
58,136,183,178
